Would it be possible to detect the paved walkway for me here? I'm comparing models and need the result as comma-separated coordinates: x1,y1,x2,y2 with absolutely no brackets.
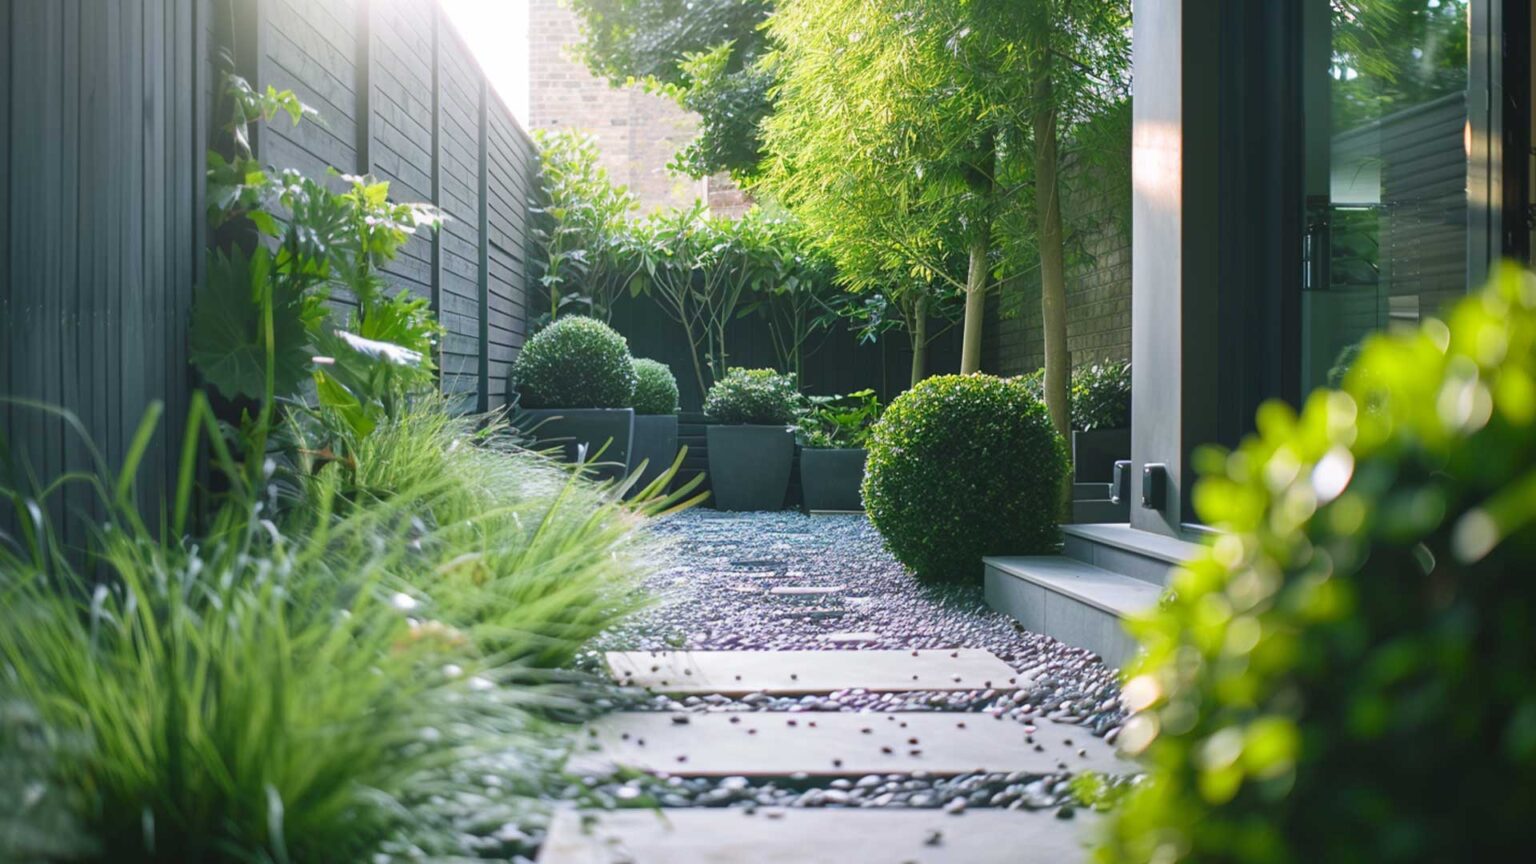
541,512,1132,863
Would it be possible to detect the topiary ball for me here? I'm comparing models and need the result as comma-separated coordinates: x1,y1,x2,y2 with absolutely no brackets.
1101,266,1536,864
509,316,637,409
862,374,1068,583
703,368,801,425
631,358,680,415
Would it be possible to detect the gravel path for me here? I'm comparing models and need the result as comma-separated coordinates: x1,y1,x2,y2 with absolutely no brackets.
571,510,1131,816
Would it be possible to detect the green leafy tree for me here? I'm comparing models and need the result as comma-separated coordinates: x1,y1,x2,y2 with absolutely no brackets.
760,0,1128,437
532,129,641,322
566,0,773,179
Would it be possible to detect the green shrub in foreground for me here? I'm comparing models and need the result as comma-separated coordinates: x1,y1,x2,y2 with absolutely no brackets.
511,315,637,408
1100,266,1536,864
862,373,1068,582
704,367,802,425
632,358,681,415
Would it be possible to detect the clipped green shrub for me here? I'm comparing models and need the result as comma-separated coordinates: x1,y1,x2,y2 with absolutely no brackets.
862,374,1068,582
704,367,802,425
632,358,681,415
1071,359,1131,431
1100,267,1536,864
511,315,637,408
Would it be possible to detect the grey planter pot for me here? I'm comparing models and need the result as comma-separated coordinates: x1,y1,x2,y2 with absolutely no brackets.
1072,427,1132,484
519,407,635,482
629,413,680,495
799,447,867,512
706,424,794,511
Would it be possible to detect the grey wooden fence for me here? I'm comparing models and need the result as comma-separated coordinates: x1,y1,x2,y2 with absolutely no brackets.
1,0,539,542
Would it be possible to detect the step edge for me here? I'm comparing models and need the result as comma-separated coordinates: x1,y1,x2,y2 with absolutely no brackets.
1060,523,1205,564
984,556,1162,618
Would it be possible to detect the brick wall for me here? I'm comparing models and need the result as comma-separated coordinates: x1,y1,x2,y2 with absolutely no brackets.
527,0,704,212
984,159,1132,375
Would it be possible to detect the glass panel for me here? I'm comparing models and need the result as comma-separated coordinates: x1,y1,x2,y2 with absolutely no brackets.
1301,0,1471,393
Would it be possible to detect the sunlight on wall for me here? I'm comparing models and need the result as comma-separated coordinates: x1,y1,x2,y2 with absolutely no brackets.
441,0,530,126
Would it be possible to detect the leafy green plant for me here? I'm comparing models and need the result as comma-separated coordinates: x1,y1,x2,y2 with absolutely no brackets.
704,368,801,425
1100,266,1536,864
1071,360,1131,431
0,397,556,863
632,358,681,415
862,374,1068,582
798,389,882,448
195,72,443,477
510,316,638,409
532,129,641,322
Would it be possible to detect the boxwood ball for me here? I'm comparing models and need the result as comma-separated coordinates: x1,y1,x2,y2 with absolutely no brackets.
861,373,1068,583
510,316,637,409
631,358,680,415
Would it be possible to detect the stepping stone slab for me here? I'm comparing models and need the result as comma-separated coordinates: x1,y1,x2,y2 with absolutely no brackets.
819,631,882,643
605,650,1023,695
568,711,1127,777
768,585,845,596
538,808,1100,864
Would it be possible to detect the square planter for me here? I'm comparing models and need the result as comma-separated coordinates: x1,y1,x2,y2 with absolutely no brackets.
706,424,794,511
629,413,680,494
519,407,635,483
799,447,867,512
1072,427,1132,484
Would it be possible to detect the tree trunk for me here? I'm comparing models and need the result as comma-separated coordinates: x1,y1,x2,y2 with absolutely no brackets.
910,292,929,387
959,139,997,375
1033,69,1071,441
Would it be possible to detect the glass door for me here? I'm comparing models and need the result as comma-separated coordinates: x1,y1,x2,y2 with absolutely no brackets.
1300,0,1477,395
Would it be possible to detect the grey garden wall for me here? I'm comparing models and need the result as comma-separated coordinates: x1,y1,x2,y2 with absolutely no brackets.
1,0,540,542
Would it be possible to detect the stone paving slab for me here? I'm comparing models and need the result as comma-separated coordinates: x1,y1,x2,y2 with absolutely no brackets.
538,808,1101,864
568,712,1127,777
605,650,1024,695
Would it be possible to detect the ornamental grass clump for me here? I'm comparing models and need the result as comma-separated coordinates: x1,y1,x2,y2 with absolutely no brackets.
510,315,637,408
861,374,1068,583
632,358,681,415
1100,266,1536,864
704,367,802,425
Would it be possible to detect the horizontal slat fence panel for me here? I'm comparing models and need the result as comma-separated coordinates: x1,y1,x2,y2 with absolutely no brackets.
3,0,538,543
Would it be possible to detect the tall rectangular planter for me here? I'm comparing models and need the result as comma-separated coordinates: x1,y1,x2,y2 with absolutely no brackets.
799,448,867,512
706,424,794,511
1072,427,1132,484
629,413,680,494
518,407,635,483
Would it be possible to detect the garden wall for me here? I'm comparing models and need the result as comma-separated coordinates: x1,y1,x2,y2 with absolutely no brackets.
983,154,1133,376
1,0,541,540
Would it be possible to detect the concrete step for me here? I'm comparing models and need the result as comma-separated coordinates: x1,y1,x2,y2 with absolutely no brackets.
983,557,1163,669
1060,523,1204,586
539,808,1103,864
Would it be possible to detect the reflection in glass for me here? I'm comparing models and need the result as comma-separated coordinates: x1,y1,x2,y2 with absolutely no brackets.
1302,0,1469,393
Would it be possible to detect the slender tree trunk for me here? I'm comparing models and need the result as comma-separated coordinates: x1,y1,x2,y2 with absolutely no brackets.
959,139,997,375
910,292,929,387
1033,68,1071,441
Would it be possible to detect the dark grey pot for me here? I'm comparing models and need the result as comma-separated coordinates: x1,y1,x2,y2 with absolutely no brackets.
800,447,867,512
629,413,679,494
518,407,635,482
706,424,794,511
1072,427,1132,483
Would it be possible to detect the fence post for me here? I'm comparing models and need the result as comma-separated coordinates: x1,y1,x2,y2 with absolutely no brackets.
477,77,490,413
355,0,372,175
